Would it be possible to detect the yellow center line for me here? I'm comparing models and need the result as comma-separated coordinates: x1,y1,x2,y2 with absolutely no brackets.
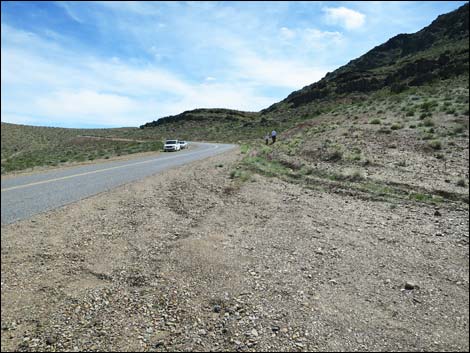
1,144,218,192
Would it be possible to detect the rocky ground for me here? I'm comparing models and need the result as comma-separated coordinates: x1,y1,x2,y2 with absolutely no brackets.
1,148,469,352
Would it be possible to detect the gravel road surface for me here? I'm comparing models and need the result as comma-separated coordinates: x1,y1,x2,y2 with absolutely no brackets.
1,142,235,224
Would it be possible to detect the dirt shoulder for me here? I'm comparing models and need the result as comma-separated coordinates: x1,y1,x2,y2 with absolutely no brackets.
1,149,468,351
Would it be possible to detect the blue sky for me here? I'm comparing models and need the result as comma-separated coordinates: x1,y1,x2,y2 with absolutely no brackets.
1,1,467,128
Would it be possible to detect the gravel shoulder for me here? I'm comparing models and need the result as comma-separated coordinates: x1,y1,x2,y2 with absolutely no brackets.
1,149,468,352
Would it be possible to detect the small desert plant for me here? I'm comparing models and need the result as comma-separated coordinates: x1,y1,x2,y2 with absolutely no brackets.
391,124,404,130
452,126,465,135
456,178,467,187
428,140,442,150
370,118,381,125
240,144,250,154
378,127,392,134
423,118,435,127
419,112,431,120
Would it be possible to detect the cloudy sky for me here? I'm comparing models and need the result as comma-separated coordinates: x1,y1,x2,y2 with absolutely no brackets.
1,1,466,128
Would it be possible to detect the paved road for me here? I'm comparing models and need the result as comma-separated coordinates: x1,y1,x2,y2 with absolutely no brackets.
1,142,236,225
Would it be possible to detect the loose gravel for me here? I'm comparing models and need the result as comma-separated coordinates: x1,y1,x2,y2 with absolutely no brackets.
1,149,468,351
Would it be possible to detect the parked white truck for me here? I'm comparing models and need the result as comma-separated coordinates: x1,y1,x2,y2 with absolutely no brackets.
163,139,181,152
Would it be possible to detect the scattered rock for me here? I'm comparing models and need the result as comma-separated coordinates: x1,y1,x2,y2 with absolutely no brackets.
45,337,56,345
404,281,418,290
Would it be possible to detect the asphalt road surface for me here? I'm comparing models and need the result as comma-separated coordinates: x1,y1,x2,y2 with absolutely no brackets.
1,142,236,225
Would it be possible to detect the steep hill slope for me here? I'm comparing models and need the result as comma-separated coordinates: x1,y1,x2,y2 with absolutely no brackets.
233,3,469,206
263,2,468,115
141,3,469,139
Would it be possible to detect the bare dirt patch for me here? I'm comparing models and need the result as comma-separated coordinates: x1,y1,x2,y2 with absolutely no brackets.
1,149,468,351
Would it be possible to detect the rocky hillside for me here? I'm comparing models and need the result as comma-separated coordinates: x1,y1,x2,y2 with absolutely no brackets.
263,2,469,113
140,109,257,128
140,3,469,137
232,4,469,208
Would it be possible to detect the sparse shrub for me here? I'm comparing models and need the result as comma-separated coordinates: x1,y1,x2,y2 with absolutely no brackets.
456,178,467,187
406,110,415,117
323,149,343,162
230,169,251,182
378,127,392,134
446,108,456,115
391,124,403,130
452,126,465,135
240,144,250,154
419,112,431,120
428,140,442,150
419,100,438,112
338,169,365,182
422,134,434,140
409,124,416,129
370,118,381,125
348,153,361,161
423,118,435,127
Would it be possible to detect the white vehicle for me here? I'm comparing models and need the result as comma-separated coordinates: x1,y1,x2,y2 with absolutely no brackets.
179,140,188,149
164,139,181,152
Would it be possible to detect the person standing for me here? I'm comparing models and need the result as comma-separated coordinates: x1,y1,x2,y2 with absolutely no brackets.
264,133,270,145
271,130,277,144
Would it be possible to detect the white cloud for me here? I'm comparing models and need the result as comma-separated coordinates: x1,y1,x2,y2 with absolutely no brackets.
280,26,296,40
56,2,84,24
2,3,352,128
1,27,277,127
35,90,137,118
323,6,366,30
302,28,344,49
234,51,328,89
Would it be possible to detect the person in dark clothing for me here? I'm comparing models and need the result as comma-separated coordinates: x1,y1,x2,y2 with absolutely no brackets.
271,130,277,144
264,133,270,145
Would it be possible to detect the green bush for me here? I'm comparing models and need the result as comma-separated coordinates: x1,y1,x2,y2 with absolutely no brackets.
423,118,435,127
378,127,392,134
391,124,403,130
428,140,442,150
370,119,381,125
240,144,250,154
419,112,431,120
452,126,465,135
419,100,438,112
